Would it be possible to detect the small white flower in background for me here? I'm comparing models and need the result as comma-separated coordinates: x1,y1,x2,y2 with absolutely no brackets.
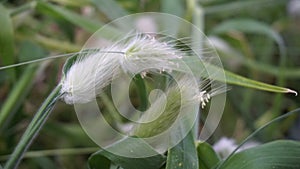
288,0,300,21
213,137,237,159
213,137,260,159
135,16,157,33
60,33,214,108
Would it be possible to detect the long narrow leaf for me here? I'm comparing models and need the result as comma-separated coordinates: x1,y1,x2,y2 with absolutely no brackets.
4,85,61,169
88,137,166,169
166,132,198,169
0,4,16,81
197,141,220,169
185,59,297,94
0,65,37,131
91,0,129,21
36,2,101,33
219,140,300,169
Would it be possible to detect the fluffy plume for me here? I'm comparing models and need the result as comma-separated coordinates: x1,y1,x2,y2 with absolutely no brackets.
60,33,215,107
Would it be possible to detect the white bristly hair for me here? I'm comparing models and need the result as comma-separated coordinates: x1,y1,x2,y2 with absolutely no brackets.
60,33,214,107
60,48,122,104
120,34,183,73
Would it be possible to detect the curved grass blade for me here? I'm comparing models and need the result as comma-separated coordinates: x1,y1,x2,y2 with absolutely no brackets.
3,85,61,169
217,108,300,169
223,68,297,95
197,141,220,169
218,140,300,169
211,18,286,58
186,58,297,95
36,1,120,38
88,137,166,169
210,18,287,85
36,1,101,33
209,36,300,79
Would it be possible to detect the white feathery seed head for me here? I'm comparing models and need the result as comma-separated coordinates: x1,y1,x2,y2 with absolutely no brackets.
60,33,214,108
120,34,183,74
61,48,121,104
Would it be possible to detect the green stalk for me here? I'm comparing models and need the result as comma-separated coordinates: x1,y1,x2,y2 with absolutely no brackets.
4,85,62,169
133,74,148,111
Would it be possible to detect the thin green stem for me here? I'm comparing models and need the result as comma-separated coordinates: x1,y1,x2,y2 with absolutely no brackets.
4,85,62,169
133,74,148,111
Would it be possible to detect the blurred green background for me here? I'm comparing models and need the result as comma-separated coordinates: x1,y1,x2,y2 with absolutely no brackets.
0,0,299,168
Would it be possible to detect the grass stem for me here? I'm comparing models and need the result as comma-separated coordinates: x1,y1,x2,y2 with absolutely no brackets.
4,85,61,169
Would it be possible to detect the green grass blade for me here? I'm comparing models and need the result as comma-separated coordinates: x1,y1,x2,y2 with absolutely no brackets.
0,41,48,131
9,1,37,16
133,74,148,111
161,0,184,17
32,35,81,52
0,4,16,82
166,131,198,169
186,59,297,94
0,65,37,131
204,0,285,15
36,1,120,38
36,2,102,33
218,140,300,169
223,68,296,95
91,0,129,21
210,37,300,79
217,108,300,169
211,18,291,126
48,0,89,7
88,137,166,169
197,141,220,169
4,85,61,169
211,18,284,48
210,18,287,85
